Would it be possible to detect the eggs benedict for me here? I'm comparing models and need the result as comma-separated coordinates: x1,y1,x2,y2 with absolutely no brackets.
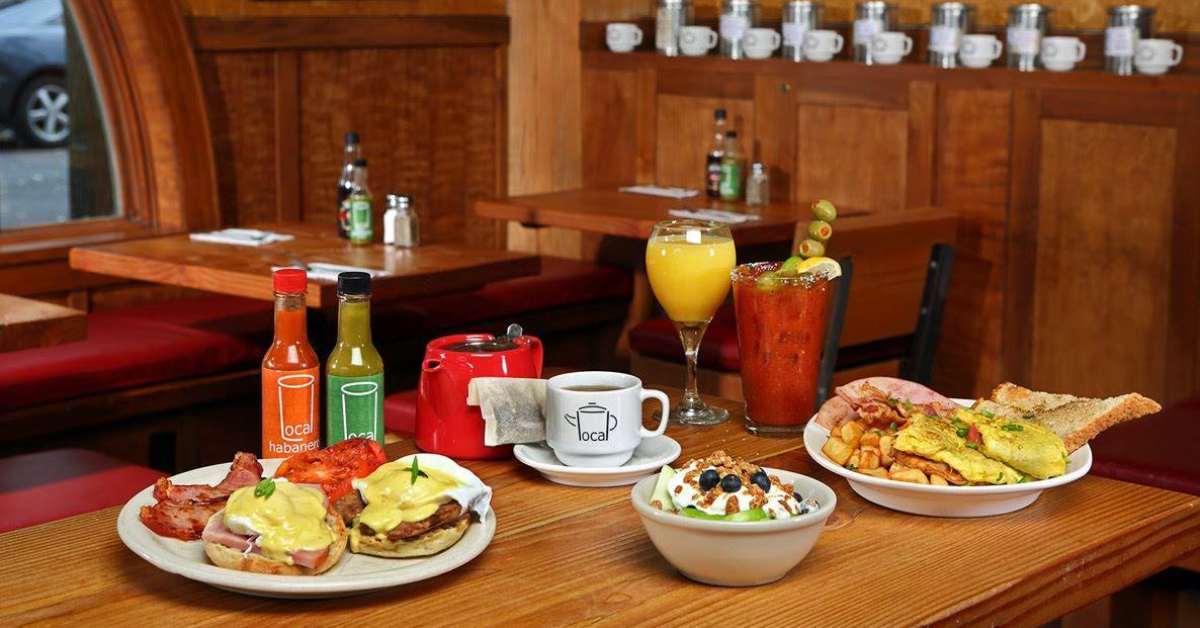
349,454,491,558
201,478,347,575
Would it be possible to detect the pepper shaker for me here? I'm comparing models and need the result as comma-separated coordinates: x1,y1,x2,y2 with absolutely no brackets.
383,193,419,248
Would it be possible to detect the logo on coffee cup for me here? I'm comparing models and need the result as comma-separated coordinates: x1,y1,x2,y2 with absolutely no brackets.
563,402,618,442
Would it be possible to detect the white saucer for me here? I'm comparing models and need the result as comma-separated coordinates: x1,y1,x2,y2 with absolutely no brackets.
514,435,681,487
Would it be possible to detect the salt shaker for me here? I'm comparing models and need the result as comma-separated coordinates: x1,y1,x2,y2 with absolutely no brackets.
383,193,419,248
746,162,769,207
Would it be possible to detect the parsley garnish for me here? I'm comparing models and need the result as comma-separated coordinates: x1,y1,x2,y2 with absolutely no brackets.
956,427,970,438
846,463,857,471
979,410,994,419
966,442,978,450
888,422,898,432
1018,475,1028,483
1001,423,1024,432
410,457,421,484
254,478,275,499
995,472,1004,482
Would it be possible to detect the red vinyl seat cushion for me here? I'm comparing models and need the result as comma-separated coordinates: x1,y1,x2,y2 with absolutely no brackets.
0,312,261,411
384,389,418,436
1089,397,1200,496
376,257,632,339
629,304,741,371
0,448,163,532
111,295,274,345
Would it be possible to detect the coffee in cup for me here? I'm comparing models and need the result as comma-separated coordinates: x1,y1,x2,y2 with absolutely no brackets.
545,372,669,468
606,23,644,53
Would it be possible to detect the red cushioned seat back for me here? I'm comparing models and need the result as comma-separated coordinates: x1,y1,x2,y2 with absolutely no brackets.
1090,398,1200,495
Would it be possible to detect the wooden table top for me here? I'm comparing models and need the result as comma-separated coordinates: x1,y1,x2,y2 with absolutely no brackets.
3,393,1197,626
473,188,869,245
68,223,541,308
0,294,86,353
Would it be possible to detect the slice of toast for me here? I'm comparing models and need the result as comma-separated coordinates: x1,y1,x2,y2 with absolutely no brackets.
983,383,1161,453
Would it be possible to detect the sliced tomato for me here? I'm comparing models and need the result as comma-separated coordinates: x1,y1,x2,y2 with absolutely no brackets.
274,438,388,502
967,424,982,446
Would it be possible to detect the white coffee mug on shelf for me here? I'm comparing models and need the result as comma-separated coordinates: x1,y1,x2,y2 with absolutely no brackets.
545,371,669,468
959,34,1003,68
606,23,644,53
1040,36,1086,72
803,29,844,62
1135,38,1184,75
743,28,782,59
679,25,719,56
870,31,913,65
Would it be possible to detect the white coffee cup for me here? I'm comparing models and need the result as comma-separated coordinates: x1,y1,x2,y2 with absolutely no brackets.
1040,36,1086,72
959,34,1003,68
679,25,718,56
803,30,844,62
545,371,669,468
870,31,913,65
1135,38,1184,75
606,23,643,53
742,28,782,59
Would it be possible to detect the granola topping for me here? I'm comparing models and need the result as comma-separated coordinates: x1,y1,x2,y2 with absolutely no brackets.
665,450,803,519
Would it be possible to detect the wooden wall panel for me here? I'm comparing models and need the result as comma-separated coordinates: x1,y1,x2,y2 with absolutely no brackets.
1031,120,1176,400
794,105,907,213
180,0,505,17
933,88,1011,397
196,52,277,227
654,94,754,190
581,68,640,188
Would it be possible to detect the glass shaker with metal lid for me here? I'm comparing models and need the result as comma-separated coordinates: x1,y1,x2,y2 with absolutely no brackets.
929,2,975,68
1105,5,1154,75
854,1,896,64
1006,3,1051,71
656,0,694,57
383,193,419,248
719,0,760,59
782,1,823,62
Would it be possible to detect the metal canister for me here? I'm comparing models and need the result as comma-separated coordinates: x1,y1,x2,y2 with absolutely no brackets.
1105,5,1154,75
854,1,896,64
929,2,975,68
782,1,823,62
383,193,419,248
656,0,694,57
1006,3,1051,71
719,0,760,59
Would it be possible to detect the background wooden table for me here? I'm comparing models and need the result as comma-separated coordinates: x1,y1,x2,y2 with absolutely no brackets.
474,188,868,247
2,393,1197,626
0,294,86,353
68,223,541,308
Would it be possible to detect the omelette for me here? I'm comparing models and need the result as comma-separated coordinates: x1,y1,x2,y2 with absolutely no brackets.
893,410,1068,485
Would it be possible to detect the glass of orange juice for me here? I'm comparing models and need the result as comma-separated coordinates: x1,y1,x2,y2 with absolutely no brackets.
645,220,736,425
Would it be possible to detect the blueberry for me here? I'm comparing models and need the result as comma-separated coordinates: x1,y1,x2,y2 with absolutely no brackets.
698,469,720,491
750,470,771,492
720,474,742,493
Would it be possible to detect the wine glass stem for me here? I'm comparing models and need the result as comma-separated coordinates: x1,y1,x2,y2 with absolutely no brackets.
675,321,708,410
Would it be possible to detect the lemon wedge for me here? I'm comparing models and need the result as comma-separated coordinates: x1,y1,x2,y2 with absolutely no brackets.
795,256,842,279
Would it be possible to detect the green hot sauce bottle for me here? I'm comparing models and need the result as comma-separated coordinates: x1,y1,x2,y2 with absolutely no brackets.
326,272,384,444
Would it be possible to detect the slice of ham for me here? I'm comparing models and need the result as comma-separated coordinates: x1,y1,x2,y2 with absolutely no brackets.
202,509,330,568
139,452,263,541
814,396,857,430
836,377,956,410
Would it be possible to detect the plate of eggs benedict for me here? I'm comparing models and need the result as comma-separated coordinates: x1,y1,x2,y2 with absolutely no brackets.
118,442,495,598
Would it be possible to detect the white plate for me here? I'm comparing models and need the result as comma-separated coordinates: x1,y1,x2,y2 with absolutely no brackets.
117,458,495,598
803,399,1092,517
513,435,681,487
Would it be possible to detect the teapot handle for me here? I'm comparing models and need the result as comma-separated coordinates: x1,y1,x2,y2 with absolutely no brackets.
525,335,544,377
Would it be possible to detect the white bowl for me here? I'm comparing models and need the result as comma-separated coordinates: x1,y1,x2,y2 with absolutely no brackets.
630,468,836,586
803,404,1092,518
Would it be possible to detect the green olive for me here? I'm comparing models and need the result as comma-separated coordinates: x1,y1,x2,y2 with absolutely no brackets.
812,199,838,222
779,255,804,274
755,272,781,290
808,220,833,242
798,239,825,258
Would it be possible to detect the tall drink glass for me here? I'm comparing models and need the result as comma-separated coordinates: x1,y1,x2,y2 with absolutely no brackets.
732,261,834,434
646,220,736,425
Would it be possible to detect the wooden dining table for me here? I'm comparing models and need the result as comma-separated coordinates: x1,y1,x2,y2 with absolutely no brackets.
0,293,86,353
67,223,541,309
3,392,1197,626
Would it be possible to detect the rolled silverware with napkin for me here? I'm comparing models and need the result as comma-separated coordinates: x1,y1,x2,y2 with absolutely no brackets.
467,377,548,446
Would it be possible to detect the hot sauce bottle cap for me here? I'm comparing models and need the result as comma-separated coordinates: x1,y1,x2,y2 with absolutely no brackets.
337,271,372,296
273,268,307,293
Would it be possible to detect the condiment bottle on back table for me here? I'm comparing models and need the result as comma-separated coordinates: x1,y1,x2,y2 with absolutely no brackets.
262,268,321,456
326,272,385,445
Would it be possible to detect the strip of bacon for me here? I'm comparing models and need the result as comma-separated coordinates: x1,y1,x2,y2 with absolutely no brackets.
140,499,224,541
139,452,263,541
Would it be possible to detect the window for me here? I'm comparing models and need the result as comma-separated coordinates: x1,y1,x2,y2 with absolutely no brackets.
0,0,118,231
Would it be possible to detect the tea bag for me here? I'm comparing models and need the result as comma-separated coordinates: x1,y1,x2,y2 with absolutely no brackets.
467,377,547,446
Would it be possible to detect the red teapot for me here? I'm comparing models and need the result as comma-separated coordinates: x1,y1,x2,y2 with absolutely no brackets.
416,324,542,459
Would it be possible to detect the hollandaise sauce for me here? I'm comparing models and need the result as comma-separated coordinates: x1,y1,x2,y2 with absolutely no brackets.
355,461,460,534
224,482,333,564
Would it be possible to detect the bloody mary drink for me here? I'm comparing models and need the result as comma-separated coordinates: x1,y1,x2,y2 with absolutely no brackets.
732,262,834,434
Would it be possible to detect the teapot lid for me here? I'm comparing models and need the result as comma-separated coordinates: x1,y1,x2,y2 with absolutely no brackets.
442,324,524,353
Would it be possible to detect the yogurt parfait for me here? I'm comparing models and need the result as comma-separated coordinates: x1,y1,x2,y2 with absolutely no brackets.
650,450,820,521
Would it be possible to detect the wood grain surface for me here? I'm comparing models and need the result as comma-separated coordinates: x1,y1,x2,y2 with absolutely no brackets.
68,223,539,308
0,294,86,353
1,392,1197,626
473,188,867,246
